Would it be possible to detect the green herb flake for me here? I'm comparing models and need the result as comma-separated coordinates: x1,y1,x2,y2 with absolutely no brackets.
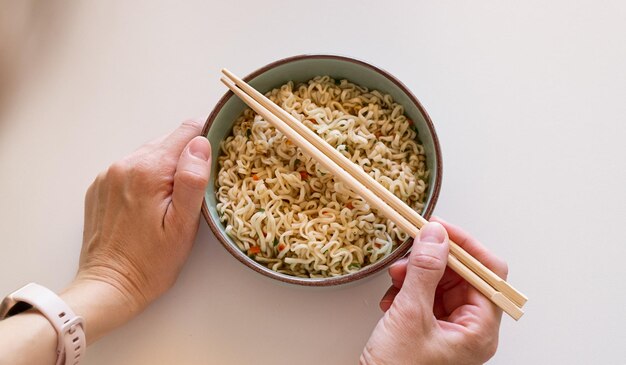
259,208,265,213
294,158,301,166
349,263,361,270
273,238,279,247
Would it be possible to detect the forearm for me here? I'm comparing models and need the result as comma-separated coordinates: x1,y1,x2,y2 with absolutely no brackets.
0,279,136,365
0,311,57,365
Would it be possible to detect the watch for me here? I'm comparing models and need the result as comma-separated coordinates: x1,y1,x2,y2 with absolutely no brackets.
0,283,86,365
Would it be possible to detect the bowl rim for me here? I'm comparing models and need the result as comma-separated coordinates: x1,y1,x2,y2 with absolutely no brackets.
201,53,443,286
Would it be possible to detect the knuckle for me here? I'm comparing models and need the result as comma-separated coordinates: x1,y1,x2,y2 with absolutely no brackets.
464,328,499,361
87,171,106,194
106,160,130,181
499,259,509,278
475,334,499,361
485,337,499,359
132,157,155,178
93,170,107,184
465,331,482,348
460,333,482,355
180,119,203,133
85,179,98,200
176,169,209,190
409,253,445,272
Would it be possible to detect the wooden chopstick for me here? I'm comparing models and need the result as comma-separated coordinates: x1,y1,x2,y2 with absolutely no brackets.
219,74,525,320
222,69,528,309
221,69,527,308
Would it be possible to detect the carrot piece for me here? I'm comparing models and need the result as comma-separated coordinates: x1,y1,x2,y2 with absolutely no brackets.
346,202,354,209
299,171,309,179
252,174,259,181
278,244,286,251
248,246,261,255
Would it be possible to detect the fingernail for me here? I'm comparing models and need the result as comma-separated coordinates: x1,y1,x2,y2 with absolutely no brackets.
188,137,210,161
419,222,447,244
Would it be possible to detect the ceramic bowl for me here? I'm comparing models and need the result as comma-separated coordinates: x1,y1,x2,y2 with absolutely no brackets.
201,54,442,286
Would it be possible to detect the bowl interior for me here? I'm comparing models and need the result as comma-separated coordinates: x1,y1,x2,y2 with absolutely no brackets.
203,55,441,285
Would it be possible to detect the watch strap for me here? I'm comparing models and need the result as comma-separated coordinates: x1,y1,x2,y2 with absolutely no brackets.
0,283,86,365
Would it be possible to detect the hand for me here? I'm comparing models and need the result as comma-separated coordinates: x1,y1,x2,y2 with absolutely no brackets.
360,218,508,365
61,120,211,342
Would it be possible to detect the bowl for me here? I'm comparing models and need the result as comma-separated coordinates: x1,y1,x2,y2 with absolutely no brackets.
201,54,442,286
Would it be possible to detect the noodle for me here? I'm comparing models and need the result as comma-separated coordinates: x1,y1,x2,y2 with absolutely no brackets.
216,76,429,278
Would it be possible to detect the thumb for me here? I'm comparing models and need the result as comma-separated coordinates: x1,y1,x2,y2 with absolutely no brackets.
397,222,449,312
170,136,211,221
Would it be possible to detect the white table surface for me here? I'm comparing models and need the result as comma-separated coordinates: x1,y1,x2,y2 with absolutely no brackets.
1,1,625,364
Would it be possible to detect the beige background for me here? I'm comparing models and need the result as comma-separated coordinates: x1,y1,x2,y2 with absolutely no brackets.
1,1,625,364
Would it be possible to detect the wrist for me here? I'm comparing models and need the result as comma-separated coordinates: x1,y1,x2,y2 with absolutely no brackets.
60,278,140,344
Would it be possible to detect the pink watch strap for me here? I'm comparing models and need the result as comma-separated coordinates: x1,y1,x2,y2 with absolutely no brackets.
1,283,86,365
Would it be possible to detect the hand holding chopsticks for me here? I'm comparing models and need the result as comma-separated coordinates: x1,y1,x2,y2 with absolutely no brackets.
219,69,527,320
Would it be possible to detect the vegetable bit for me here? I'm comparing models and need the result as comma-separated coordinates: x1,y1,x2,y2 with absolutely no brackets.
248,246,261,255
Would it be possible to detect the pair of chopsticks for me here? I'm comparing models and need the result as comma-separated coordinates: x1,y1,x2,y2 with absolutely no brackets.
220,69,528,320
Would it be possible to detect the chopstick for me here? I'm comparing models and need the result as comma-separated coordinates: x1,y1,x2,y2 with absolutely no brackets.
219,71,526,320
222,69,528,309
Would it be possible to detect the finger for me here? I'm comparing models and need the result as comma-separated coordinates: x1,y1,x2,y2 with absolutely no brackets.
435,277,469,317
431,217,505,330
379,285,400,312
167,136,211,224
388,257,408,288
388,227,474,285
159,119,205,159
389,256,459,290
131,122,191,157
447,284,503,334
431,216,508,279
396,222,449,312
